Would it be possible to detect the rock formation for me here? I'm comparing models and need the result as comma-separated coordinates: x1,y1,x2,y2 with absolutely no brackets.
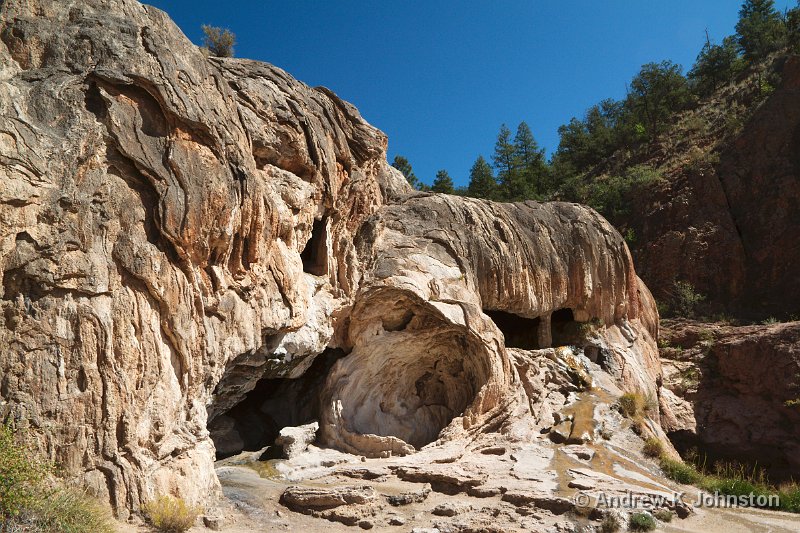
660,319,800,482
622,56,800,319
0,0,666,524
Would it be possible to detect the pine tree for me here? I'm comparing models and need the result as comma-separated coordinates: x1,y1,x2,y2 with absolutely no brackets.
391,155,421,189
431,169,455,194
788,4,800,53
552,99,624,179
492,124,521,200
688,35,743,97
735,0,786,62
467,155,497,199
513,122,548,198
626,61,692,139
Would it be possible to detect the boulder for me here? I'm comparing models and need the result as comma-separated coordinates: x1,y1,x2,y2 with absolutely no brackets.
275,422,319,459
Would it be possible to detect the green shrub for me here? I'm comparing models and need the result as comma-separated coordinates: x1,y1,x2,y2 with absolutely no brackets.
653,508,673,522
143,495,200,533
585,165,663,220
778,483,800,513
0,421,51,520
642,438,664,458
201,24,236,57
31,486,114,533
671,280,705,318
628,511,656,531
659,456,703,485
0,421,114,532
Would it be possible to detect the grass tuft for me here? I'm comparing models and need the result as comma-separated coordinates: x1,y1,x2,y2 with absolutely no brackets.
642,438,664,458
143,495,200,533
659,454,800,513
600,512,622,532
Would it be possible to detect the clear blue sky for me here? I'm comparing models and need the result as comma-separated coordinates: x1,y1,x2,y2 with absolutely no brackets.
146,0,792,187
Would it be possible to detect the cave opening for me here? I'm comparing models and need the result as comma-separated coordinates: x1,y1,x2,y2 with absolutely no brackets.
207,348,345,460
484,309,542,349
301,217,328,276
550,308,581,347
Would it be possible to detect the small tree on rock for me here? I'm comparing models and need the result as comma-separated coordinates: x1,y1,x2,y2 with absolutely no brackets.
392,155,421,189
202,24,236,57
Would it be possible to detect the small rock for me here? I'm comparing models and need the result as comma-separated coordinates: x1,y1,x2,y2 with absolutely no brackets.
562,445,595,461
548,420,572,444
432,503,459,517
275,422,319,459
567,480,594,490
467,485,503,498
388,516,406,525
479,446,507,455
358,519,374,529
280,485,377,512
202,514,224,531
386,484,431,506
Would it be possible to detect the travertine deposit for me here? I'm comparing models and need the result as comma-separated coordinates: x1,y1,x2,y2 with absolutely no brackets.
0,0,669,528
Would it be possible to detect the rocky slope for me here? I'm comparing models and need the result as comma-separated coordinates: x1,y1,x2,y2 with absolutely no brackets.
1,0,672,529
620,56,800,319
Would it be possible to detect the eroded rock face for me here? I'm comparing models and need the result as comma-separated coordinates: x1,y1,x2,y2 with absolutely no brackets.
0,0,664,517
0,0,406,515
624,56,800,319
659,319,800,481
318,196,662,458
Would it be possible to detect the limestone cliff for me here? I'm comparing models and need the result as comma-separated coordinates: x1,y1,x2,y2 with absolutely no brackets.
0,0,663,519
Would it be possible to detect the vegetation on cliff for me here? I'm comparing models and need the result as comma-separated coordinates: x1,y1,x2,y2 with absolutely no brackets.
398,0,797,216
0,422,113,532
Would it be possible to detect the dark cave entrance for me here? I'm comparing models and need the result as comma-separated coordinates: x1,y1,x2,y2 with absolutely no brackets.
485,308,583,350
301,217,328,276
207,348,345,460
550,308,581,347
484,310,542,349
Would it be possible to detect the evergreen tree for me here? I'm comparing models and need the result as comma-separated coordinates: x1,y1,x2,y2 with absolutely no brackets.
626,61,692,139
688,36,743,97
552,99,624,179
735,0,786,62
513,122,548,197
391,155,421,189
786,3,800,53
492,124,523,200
467,155,497,199
431,169,455,194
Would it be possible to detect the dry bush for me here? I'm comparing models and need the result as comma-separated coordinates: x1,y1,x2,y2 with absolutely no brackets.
143,495,200,533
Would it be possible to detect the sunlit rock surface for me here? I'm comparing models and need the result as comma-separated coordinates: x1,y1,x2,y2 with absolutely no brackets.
0,0,666,523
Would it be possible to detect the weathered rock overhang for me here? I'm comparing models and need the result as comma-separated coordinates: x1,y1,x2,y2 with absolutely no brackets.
0,0,663,517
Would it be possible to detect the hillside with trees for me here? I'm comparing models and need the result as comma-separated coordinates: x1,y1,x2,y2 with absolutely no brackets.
395,0,800,320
